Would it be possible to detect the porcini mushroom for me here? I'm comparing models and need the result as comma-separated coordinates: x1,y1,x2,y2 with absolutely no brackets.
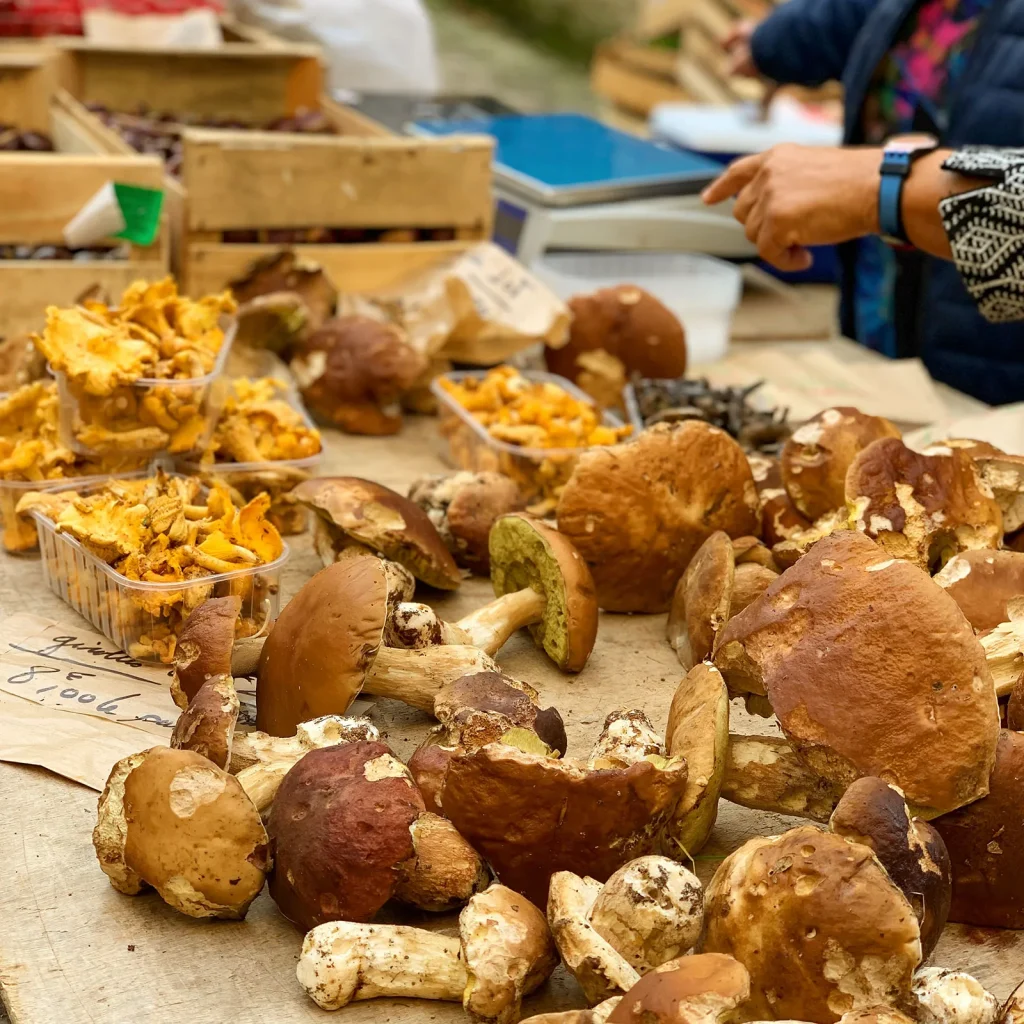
747,453,811,547
409,471,526,574
170,674,239,770
829,777,952,958
667,532,734,669
934,550,1024,631
297,882,557,1023
973,453,1024,533
557,422,759,613
703,825,922,1022
294,476,461,590
846,437,1002,572
170,595,241,709
588,709,665,768
912,968,1000,1024
781,407,901,522
730,563,778,616
714,531,1000,818
93,746,269,919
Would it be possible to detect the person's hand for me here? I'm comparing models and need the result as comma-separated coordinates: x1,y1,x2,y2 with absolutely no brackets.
701,144,883,271
723,19,760,78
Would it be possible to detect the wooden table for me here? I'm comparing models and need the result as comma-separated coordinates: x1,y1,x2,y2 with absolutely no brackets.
0,350,1016,1024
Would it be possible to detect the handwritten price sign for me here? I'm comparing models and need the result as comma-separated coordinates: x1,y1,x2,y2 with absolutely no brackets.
0,614,180,739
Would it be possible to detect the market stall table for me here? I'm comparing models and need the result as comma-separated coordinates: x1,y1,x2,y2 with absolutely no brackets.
0,343,1019,1024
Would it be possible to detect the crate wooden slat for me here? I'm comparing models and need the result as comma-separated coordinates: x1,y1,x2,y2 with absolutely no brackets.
591,38,690,116
0,43,58,134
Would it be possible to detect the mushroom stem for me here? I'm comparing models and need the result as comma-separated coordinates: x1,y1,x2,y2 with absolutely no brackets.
978,621,1024,697
229,716,380,774
297,922,468,1011
236,759,294,815
457,588,548,656
364,645,501,712
231,635,267,678
722,734,845,823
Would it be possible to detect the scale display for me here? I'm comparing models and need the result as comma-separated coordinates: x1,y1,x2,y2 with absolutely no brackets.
413,112,722,206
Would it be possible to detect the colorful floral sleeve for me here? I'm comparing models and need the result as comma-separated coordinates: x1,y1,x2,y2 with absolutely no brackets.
939,147,1024,323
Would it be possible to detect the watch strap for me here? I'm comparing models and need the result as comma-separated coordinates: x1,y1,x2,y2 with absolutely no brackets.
878,169,906,242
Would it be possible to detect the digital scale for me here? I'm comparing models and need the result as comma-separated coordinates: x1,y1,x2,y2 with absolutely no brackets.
412,112,757,264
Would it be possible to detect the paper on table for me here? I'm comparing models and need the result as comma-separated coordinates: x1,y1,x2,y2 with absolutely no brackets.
904,402,1024,454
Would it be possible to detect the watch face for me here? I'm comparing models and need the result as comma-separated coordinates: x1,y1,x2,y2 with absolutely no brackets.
885,132,939,155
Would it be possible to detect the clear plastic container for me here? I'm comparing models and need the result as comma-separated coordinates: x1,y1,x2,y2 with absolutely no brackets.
532,251,742,365
29,475,288,665
53,316,238,459
431,369,634,510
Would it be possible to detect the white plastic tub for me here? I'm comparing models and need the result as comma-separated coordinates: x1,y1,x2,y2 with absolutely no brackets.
532,251,742,365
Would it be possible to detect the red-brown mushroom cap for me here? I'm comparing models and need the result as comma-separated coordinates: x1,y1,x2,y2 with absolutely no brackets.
748,453,811,547
490,512,598,672
933,728,1024,928
557,422,759,614
267,741,425,930
781,407,901,522
228,250,337,333
667,531,735,669
934,549,1024,631
256,557,387,736
546,285,687,384
440,742,687,907
829,777,951,958
170,674,239,770
703,825,922,1023
846,437,1002,572
294,476,461,589
714,531,1000,818
171,595,242,709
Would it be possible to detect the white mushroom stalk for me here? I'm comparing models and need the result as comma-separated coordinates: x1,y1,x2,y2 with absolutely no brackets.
363,644,501,712
230,716,380,773
913,968,1001,1024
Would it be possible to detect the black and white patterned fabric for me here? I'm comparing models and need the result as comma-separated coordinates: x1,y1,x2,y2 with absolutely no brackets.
939,147,1024,323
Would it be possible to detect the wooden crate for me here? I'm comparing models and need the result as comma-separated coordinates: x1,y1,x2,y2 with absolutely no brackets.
0,42,58,133
591,38,691,117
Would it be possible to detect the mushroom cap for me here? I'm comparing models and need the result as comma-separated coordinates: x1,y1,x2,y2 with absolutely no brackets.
460,882,559,1024
606,953,751,1024
829,777,951,958
290,315,427,435
294,476,461,589
714,531,999,818
589,709,665,768
408,730,456,811
93,746,269,919
256,557,387,736
748,453,811,547
912,968,1001,1024
781,407,901,522
546,285,687,384
933,729,1024,928
934,549,1024,631
729,563,778,617
267,741,424,930
667,531,735,670
731,535,778,570
170,674,239,770
846,438,1002,572
703,825,922,1023
1010,676,1024,731
228,250,337,331
441,742,688,907
489,513,598,672
589,856,704,974
557,422,759,614
409,471,525,574
171,595,242,709
838,1010,917,1024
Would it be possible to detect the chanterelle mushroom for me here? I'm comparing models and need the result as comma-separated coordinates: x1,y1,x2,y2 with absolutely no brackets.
294,476,461,590
93,746,269,920
557,421,759,613
781,407,901,522
829,777,951,958
912,968,1001,1024
408,471,525,574
703,825,922,1023
714,531,1000,818
297,882,557,1024
933,550,1024,631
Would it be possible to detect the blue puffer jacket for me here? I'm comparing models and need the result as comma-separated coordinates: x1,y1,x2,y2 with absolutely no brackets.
751,0,1024,405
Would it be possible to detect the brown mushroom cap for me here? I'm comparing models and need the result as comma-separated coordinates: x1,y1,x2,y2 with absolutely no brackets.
729,563,778,617
846,438,1002,572
781,407,901,522
667,531,735,670
933,728,1024,928
171,595,242,709
228,250,337,334
934,549,1024,631
440,742,688,907
748,453,811,546
546,285,687,384
558,422,759,614
294,476,461,589
267,741,425,930
290,315,427,435
829,777,951,958
714,531,1000,818
1009,677,1024,731
606,953,751,1024
256,557,387,736
408,471,525,575
490,512,598,672
703,826,922,1023
93,746,269,919
170,674,239,770
731,535,777,570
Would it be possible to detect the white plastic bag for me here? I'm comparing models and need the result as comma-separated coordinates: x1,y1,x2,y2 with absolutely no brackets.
230,0,440,94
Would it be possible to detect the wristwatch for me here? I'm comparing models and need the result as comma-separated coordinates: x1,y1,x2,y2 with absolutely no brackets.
878,135,939,245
